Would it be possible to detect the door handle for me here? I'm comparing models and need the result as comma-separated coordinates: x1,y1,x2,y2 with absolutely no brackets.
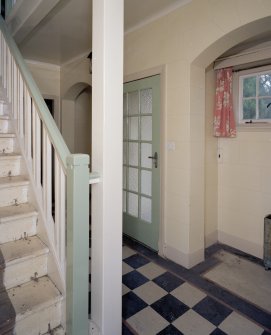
148,152,158,168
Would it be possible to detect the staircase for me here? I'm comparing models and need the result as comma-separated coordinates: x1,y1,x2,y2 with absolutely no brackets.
0,94,65,334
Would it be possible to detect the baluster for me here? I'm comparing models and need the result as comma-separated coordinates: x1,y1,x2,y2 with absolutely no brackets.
0,33,2,80
18,73,24,137
24,87,32,163
7,49,11,102
3,40,6,90
55,156,66,267
42,127,52,223
12,59,18,121
33,104,41,186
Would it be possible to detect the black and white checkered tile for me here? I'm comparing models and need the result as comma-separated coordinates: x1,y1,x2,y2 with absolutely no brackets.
121,246,271,335
89,244,271,335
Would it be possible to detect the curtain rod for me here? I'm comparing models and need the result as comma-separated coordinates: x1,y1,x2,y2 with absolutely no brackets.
232,62,271,72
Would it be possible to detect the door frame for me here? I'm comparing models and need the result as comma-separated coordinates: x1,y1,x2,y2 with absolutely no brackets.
124,65,166,257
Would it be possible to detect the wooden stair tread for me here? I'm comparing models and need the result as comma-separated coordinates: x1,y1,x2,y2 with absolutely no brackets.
0,236,48,268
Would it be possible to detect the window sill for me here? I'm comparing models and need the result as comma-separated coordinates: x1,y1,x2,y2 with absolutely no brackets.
237,123,271,132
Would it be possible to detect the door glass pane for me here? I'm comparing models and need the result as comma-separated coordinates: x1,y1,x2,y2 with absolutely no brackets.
141,170,152,196
123,166,126,188
141,143,152,169
123,142,127,164
129,117,139,140
123,117,128,140
141,116,152,141
128,192,138,217
128,167,138,192
141,197,151,223
140,88,152,114
128,91,139,115
129,143,138,166
123,94,127,115
123,191,126,212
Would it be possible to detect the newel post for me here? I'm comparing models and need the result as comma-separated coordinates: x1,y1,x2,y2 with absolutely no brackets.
66,154,90,335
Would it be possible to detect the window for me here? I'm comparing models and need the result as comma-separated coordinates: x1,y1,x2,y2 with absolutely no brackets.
238,68,271,124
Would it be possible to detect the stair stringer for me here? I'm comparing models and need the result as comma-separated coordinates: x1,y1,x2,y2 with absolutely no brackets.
9,113,66,329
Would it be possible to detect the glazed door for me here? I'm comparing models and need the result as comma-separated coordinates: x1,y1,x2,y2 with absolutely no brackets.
123,75,160,251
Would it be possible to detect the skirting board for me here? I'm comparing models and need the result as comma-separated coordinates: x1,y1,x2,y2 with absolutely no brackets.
205,230,218,248
218,231,263,259
164,244,204,269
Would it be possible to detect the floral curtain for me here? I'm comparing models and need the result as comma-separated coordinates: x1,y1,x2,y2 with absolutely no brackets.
213,67,236,137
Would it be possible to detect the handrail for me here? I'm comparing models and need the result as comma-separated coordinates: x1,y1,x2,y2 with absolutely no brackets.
0,14,70,169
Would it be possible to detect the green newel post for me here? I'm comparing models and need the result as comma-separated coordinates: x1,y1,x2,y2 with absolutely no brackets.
66,154,90,335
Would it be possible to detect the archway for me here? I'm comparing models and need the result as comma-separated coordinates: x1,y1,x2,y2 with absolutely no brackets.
61,82,92,155
189,17,271,262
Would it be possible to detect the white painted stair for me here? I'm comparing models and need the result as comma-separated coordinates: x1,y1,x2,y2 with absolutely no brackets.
0,99,63,334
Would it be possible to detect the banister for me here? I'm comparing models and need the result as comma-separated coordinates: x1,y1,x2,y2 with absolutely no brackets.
0,15,70,170
0,13,93,334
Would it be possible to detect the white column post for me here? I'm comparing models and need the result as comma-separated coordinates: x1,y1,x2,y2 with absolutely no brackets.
91,0,123,334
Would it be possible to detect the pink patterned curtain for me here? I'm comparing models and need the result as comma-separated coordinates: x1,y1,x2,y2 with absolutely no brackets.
213,67,236,137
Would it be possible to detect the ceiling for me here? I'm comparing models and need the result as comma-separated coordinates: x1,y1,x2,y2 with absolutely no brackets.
19,0,190,65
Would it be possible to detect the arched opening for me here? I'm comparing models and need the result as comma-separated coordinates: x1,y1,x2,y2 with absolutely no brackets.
189,16,271,261
61,82,92,156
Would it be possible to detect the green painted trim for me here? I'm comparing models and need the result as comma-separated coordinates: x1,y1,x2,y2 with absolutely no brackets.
89,171,100,182
0,15,70,169
5,0,13,18
123,75,161,251
66,154,90,335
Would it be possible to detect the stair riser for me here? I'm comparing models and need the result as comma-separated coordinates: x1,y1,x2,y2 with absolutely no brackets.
0,138,14,153
1,254,48,290
15,300,62,335
0,103,8,116
0,119,9,133
0,185,28,207
0,216,37,244
0,157,21,177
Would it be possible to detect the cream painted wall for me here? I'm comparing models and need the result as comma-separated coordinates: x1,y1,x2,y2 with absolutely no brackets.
124,0,271,267
60,56,91,98
205,67,218,248
218,130,271,258
75,88,92,156
26,60,61,126
62,99,75,152
60,56,91,153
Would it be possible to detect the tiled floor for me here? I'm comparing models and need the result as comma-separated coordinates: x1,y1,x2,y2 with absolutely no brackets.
89,239,271,335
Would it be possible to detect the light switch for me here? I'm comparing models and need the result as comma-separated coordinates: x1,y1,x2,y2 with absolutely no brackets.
167,141,176,151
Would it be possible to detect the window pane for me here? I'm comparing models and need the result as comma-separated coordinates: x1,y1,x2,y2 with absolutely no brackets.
129,117,138,140
243,99,256,119
123,191,126,212
123,93,127,115
123,117,128,140
128,167,138,192
129,143,138,166
123,142,127,164
128,192,138,217
123,166,126,188
141,143,152,169
243,77,256,97
259,98,271,119
141,116,152,141
128,91,139,115
140,197,152,223
141,170,152,196
259,74,271,96
140,88,152,114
